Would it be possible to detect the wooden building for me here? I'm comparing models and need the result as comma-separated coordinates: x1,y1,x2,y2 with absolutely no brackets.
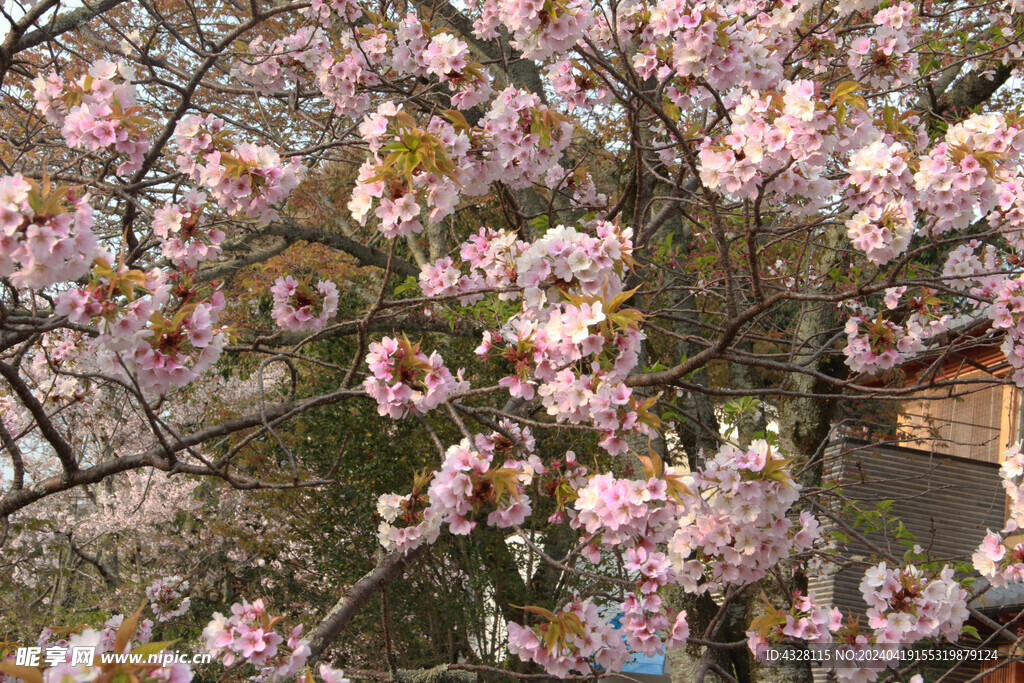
810,332,1024,681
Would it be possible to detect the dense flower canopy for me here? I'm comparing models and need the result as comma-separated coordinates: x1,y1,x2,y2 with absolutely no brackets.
2,0,1024,679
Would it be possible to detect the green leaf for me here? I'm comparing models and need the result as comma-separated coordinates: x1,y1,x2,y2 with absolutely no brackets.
529,214,550,234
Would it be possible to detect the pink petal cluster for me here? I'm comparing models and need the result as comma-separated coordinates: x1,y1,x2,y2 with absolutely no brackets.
32,60,150,175
842,312,949,375
145,575,191,622
972,444,1024,584
481,87,574,189
232,28,331,94
375,490,443,553
0,173,100,290
545,61,612,111
418,222,651,454
667,441,819,594
378,424,538,552
28,620,187,683
203,599,310,680
467,0,592,59
363,336,469,418
697,82,838,207
506,597,629,677
572,472,681,551
746,591,842,661
98,614,155,653
302,0,360,25
846,140,915,209
845,199,916,265
153,190,225,268
620,595,690,658
56,268,228,395
175,115,305,223
270,276,340,333
348,89,569,239
390,15,492,109
914,114,1024,235
847,3,921,89
858,562,968,643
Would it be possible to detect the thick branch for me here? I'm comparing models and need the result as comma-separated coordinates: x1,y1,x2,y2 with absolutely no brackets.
0,387,360,516
263,222,420,279
307,545,427,662
13,0,131,53
934,62,1014,118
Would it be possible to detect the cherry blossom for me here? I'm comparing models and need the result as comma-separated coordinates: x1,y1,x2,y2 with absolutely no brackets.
153,191,224,268
174,115,305,223
56,264,228,395
506,597,629,677
32,60,150,175
0,173,101,290
203,598,309,680
363,335,468,418
145,576,191,622
270,276,340,333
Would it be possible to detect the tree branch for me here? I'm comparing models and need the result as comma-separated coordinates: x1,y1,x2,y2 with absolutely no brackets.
307,545,428,662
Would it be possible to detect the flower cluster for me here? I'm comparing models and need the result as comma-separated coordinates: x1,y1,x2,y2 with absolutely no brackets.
481,87,574,190
377,426,538,552
988,276,1024,386
506,597,629,678
348,109,464,237
973,443,1024,584
619,593,690,659
231,27,331,94
203,599,310,681
348,89,570,241
847,141,914,201
626,0,799,99
542,167,609,211
859,562,968,643
0,173,101,290
56,265,228,395
842,313,949,375
747,591,843,660
419,256,488,304
375,479,443,553
96,614,155,652
270,276,339,333
914,114,1024,235
145,575,191,622
545,61,612,111
668,441,819,594
363,335,468,418
427,438,532,533
32,60,150,175
467,0,592,59
315,39,378,118
18,617,188,683
932,241,1024,387
697,82,838,208
845,199,916,265
572,471,682,551
175,114,305,222
153,190,224,268
417,222,652,454
847,3,921,89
